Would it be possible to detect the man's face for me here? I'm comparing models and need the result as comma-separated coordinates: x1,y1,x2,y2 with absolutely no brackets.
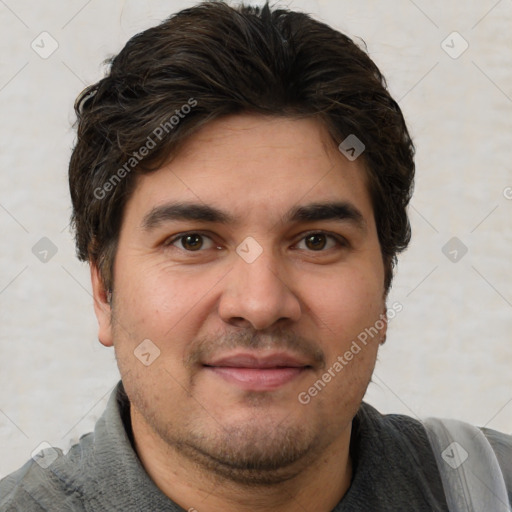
93,114,387,484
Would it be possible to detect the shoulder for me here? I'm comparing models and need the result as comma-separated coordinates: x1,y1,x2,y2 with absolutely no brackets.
480,425,512,452
422,414,512,467
0,435,93,512
355,401,430,446
479,426,512,501
346,402,450,510
0,459,46,511
0,382,127,512
357,402,512,450
353,401,444,475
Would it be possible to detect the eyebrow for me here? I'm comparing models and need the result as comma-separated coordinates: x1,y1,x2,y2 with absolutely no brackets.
141,200,367,232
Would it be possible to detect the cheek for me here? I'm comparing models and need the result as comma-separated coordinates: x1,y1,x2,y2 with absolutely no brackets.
111,260,223,358
114,259,192,319
304,269,384,337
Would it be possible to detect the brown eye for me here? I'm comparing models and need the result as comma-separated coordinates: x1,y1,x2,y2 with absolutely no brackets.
295,232,344,252
181,234,203,251
305,233,327,250
167,233,216,251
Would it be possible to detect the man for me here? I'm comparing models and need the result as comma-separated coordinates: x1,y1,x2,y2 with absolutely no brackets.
1,1,510,511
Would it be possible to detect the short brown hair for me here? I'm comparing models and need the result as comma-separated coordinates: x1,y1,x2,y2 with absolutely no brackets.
69,1,415,295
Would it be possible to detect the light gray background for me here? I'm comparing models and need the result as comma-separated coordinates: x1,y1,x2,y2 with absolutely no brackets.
1,0,511,477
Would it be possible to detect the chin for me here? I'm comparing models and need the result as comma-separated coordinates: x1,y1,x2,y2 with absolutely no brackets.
172,418,319,486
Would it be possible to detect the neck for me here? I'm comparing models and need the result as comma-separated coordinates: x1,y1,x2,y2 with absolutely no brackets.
130,407,353,512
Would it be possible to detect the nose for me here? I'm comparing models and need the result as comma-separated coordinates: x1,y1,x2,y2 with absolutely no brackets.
218,246,302,330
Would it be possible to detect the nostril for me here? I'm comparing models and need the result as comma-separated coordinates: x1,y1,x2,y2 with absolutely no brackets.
228,317,252,329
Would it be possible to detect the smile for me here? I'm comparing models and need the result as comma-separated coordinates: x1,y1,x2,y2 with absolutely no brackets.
202,351,314,390
203,365,311,391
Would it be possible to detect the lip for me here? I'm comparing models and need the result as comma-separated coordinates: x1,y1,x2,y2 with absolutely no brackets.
203,351,311,369
203,351,312,391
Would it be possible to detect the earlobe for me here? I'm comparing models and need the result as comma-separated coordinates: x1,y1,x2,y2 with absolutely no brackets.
90,263,114,347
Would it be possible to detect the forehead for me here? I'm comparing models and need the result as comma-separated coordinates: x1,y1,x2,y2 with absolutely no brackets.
127,114,374,229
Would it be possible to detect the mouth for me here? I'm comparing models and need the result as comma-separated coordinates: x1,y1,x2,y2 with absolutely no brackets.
202,352,313,391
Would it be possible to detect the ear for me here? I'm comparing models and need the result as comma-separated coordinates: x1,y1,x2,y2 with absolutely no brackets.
379,306,388,345
90,263,114,347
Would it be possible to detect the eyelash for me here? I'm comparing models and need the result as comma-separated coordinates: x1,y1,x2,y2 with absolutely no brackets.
163,231,348,253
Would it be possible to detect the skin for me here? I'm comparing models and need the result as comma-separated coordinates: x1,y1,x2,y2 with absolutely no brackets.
91,114,387,512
